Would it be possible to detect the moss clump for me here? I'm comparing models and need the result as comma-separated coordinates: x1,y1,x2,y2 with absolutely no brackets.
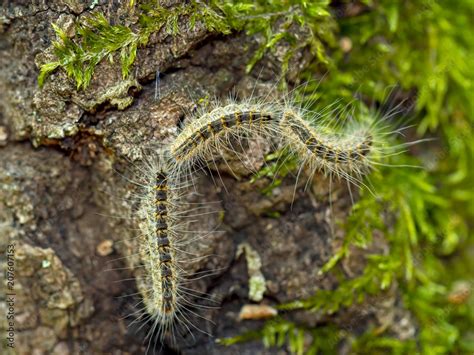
39,0,336,89
218,318,340,355
38,13,138,89
39,1,232,89
214,0,336,73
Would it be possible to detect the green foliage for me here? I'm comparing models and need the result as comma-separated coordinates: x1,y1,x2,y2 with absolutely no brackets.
39,14,138,89
280,253,398,314
350,332,418,355
218,319,341,355
39,1,232,88
39,0,336,88
318,192,383,275
323,0,473,208
214,0,336,73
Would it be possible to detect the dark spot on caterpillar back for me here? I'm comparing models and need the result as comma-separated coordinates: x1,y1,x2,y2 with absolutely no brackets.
158,237,170,247
156,219,168,230
156,190,167,201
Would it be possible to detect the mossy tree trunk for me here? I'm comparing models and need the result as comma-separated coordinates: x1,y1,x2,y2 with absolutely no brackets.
0,2,415,354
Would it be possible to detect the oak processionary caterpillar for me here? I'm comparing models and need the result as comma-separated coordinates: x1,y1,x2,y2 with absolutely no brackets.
129,89,412,351
169,96,389,185
131,150,211,349
136,154,178,331
279,106,374,184
169,99,282,178
133,152,179,342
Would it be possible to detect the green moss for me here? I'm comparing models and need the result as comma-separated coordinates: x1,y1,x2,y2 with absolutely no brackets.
39,0,336,89
39,13,139,89
350,332,418,355
218,318,340,355
214,0,336,74
39,1,232,88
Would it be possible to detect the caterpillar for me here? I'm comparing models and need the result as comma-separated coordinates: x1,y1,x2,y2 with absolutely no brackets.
129,148,218,350
137,167,177,321
273,89,420,192
132,150,182,343
279,106,374,184
169,98,282,178
169,94,387,189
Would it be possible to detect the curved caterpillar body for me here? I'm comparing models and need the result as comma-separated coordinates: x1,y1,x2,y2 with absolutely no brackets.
169,96,385,187
172,110,273,161
280,108,375,180
170,100,281,176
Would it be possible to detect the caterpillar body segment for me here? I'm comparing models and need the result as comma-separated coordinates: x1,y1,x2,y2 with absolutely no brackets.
284,114,372,163
278,107,376,181
172,110,273,161
169,100,283,177
130,148,220,349
135,151,181,336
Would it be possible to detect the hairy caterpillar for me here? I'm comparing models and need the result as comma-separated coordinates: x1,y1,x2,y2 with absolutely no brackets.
127,148,218,351
169,98,282,178
132,150,183,346
169,99,382,194
137,163,177,326
270,86,420,193
279,106,374,184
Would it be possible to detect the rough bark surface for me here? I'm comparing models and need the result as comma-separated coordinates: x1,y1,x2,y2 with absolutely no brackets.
0,2,414,354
